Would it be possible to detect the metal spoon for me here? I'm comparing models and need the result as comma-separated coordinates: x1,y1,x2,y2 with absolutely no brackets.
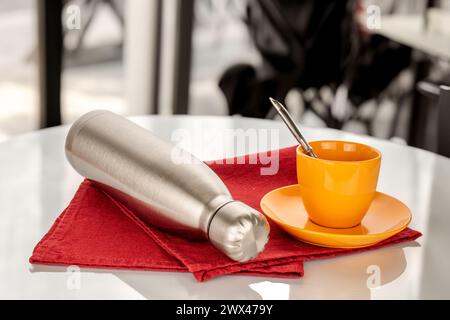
269,97,317,158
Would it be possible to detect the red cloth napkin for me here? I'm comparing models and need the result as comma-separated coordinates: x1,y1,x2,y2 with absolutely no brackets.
30,146,421,281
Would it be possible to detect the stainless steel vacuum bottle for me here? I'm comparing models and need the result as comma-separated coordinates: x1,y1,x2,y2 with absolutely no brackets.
65,110,270,262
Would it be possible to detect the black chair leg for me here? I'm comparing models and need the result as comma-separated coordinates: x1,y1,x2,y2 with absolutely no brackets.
437,86,450,158
408,59,432,147
37,0,63,128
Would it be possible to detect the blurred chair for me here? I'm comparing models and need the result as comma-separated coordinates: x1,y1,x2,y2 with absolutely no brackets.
64,0,124,67
37,0,124,128
67,0,123,52
437,86,450,157
417,81,450,157
219,0,412,136
219,0,358,121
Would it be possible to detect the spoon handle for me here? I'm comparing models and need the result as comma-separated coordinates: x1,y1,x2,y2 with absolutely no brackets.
269,98,317,158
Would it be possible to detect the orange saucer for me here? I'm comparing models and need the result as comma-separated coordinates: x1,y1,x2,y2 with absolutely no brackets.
260,185,412,248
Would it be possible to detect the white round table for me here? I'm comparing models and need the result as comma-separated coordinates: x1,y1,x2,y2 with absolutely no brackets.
1,115,449,299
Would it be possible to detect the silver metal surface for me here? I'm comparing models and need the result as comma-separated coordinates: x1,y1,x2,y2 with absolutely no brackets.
210,201,270,262
269,97,317,158
65,110,269,262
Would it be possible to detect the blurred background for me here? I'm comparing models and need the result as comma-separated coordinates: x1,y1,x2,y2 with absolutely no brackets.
0,0,450,157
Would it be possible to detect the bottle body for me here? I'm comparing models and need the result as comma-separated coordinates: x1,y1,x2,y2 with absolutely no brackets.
65,111,269,261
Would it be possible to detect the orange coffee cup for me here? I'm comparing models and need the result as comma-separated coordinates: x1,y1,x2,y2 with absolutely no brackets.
296,140,381,228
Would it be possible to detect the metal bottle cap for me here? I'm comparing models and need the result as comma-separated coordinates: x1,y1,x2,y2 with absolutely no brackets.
208,201,270,262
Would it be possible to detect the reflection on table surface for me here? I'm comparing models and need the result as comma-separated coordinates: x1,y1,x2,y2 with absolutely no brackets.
31,241,416,300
